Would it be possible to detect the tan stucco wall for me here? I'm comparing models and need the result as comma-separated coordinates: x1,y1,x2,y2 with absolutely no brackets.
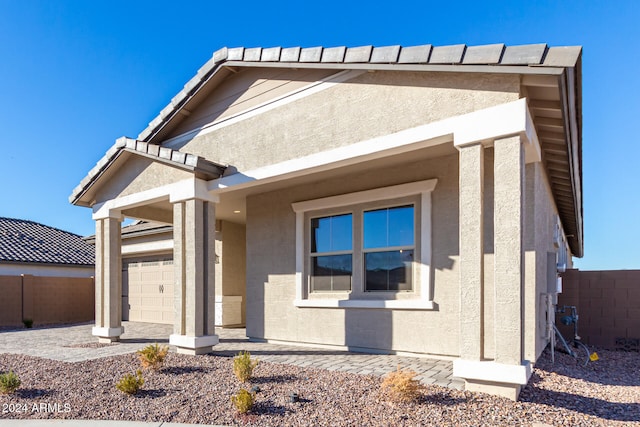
524,161,564,362
93,156,192,204
246,152,462,356
168,67,338,138
216,220,247,325
482,148,496,359
176,70,520,171
0,275,94,327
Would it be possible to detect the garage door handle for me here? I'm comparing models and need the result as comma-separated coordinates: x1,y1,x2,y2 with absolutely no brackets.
159,285,164,293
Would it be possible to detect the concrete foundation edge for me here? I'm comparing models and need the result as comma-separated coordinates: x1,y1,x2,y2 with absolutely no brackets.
453,359,532,400
170,333,219,355
92,326,124,343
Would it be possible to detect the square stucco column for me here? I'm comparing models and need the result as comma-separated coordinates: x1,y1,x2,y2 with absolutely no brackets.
170,198,218,355
493,135,525,366
92,215,124,343
458,142,484,361
454,135,531,401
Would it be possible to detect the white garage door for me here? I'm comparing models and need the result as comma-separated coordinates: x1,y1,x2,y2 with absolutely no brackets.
123,256,174,324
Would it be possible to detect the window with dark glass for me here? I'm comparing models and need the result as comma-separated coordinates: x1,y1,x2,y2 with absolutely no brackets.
310,213,352,291
363,205,414,291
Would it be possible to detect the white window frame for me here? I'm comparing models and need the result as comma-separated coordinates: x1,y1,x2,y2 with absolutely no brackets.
362,204,416,292
309,212,354,292
292,179,437,310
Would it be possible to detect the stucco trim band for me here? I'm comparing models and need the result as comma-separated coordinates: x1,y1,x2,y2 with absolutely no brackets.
293,299,435,310
121,239,174,255
92,178,218,220
91,326,124,338
169,334,219,351
209,98,540,195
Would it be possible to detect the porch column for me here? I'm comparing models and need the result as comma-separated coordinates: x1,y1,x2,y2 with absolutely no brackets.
169,197,218,355
92,213,124,343
453,135,531,401
493,135,525,366
458,142,484,361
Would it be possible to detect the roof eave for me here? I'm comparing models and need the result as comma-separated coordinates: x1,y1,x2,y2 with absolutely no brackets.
69,138,227,207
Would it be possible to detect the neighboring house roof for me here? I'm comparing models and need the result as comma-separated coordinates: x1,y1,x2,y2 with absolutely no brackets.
0,217,95,265
84,220,172,246
121,220,173,237
69,42,583,256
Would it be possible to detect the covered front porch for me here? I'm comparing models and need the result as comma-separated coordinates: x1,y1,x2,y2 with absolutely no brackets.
78,138,245,355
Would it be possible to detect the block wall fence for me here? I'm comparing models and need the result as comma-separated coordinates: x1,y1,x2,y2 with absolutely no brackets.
558,269,640,351
0,275,94,327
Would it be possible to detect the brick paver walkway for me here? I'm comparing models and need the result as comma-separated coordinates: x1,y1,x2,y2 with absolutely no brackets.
0,322,464,390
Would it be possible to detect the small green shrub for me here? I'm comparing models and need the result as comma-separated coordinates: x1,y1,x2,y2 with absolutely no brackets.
116,370,144,395
0,371,21,394
233,351,259,383
136,343,169,370
380,366,422,402
22,318,33,328
231,388,255,414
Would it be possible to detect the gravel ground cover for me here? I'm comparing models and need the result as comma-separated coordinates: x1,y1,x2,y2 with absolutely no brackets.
0,347,638,426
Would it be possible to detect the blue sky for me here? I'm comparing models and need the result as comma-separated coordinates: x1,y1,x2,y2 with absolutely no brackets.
0,1,637,270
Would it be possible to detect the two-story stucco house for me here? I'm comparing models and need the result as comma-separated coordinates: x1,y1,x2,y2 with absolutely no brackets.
70,43,582,399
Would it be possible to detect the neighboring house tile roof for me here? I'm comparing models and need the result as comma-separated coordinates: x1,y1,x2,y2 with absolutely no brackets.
83,220,172,245
0,217,95,265
121,220,172,236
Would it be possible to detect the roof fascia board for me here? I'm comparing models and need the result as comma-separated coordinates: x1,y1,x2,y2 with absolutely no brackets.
143,65,232,143
71,149,128,207
222,60,567,76
558,68,584,256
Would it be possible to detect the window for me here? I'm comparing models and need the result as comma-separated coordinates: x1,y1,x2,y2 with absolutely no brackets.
310,214,352,291
363,206,414,291
292,179,437,310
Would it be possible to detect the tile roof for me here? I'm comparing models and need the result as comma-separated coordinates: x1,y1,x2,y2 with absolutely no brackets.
69,137,227,205
121,220,172,236
70,42,582,256
137,43,581,143
0,217,94,265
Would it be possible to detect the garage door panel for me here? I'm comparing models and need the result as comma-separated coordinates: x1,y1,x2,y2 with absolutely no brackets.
123,256,174,324
141,271,161,281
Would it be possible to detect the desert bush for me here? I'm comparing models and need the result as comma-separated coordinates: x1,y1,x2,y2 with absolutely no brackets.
380,366,422,402
231,388,255,414
137,343,169,370
0,371,21,394
22,318,33,328
233,350,258,382
116,370,144,395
